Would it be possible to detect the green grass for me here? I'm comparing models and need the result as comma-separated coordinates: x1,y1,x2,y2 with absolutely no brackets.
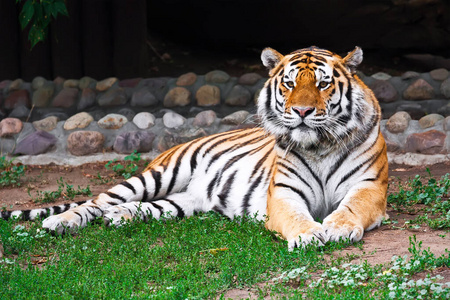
27,177,92,203
388,169,450,229
1,169,450,299
0,156,26,188
105,150,143,179
1,213,449,299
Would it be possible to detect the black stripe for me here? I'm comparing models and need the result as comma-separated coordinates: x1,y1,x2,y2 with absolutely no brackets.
167,145,191,194
85,207,97,218
22,210,30,220
106,191,127,203
250,149,272,180
164,199,185,218
335,145,384,190
74,211,84,225
189,130,238,172
53,206,62,214
1,211,11,220
242,171,265,215
207,172,220,200
206,134,265,172
217,170,238,207
137,174,148,201
120,181,136,194
151,170,162,198
287,149,323,191
150,202,164,216
274,183,311,211
276,161,314,193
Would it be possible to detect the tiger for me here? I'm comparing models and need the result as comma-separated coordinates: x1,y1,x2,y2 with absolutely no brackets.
1,46,388,250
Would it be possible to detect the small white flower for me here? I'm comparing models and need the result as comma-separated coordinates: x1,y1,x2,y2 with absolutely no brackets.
389,291,396,298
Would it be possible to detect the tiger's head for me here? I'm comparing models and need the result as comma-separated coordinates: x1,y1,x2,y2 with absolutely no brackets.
257,46,378,151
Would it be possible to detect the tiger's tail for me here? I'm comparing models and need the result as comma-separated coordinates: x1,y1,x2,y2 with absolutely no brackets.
1,200,91,221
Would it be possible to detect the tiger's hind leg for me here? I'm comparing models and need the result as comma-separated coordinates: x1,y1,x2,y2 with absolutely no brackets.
103,192,199,227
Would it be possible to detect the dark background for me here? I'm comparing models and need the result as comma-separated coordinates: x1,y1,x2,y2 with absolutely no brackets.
1,0,449,81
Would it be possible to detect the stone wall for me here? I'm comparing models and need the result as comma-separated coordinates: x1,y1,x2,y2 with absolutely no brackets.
0,69,449,164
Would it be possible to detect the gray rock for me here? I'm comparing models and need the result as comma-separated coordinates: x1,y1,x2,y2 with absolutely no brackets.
163,87,191,107
33,116,59,131
87,110,106,121
386,111,411,133
438,103,450,117
79,76,97,89
14,131,57,155
0,118,23,137
176,72,197,86
98,88,128,106
371,72,391,81
196,85,221,106
4,90,31,110
139,78,169,100
193,110,217,127
205,70,230,83
131,87,158,107
31,76,46,90
9,79,24,91
444,116,450,131
117,108,136,121
77,88,97,111
98,113,128,129
63,79,80,88
440,78,450,98
67,131,105,156
418,114,445,129
405,130,446,154
42,112,68,121
157,128,207,152
401,71,420,80
96,77,118,92
64,112,94,130
8,106,30,121
163,111,186,128
396,103,426,120
225,85,251,106
52,87,79,108
369,80,398,103
132,112,155,129
113,131,155,154
32,83,55,107
403,79,435,100
238,73,263,85
221,110,250,125
429,68,449,81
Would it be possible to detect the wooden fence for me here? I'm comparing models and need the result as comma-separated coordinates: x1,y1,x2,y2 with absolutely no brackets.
0,0,148,81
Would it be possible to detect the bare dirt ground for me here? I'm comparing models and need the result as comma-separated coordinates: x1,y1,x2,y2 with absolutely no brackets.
1,160,450,295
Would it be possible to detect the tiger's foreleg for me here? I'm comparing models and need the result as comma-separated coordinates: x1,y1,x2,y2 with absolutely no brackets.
323,180,388,243
42,173,162,234
103,192,198,227
265,183,328,250
323,155,388,243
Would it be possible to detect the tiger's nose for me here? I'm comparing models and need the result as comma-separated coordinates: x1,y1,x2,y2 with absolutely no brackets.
292,107,314,118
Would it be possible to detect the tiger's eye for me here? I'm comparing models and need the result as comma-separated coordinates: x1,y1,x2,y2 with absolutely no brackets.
318,81,329,89
285,81,294,88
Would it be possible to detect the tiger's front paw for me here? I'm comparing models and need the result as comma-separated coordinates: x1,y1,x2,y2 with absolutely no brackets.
323,210,364,243
42,212,81,235
287,221,328,251
103,205,134,227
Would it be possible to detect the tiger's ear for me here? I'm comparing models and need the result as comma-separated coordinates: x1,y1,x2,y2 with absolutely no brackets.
261,48,284,71
343,47,363,74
